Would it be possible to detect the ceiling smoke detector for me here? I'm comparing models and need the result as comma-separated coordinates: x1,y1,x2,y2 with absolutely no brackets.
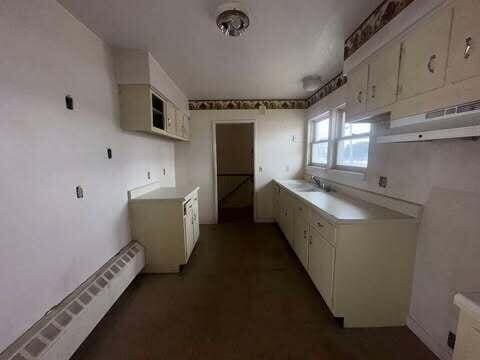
302,76,322,92
216,2,250,37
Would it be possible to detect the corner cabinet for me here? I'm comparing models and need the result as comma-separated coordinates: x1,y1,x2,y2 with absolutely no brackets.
119,84,191,141
128,186,200,273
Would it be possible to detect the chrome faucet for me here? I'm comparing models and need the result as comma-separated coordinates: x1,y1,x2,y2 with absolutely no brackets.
311,176,333,192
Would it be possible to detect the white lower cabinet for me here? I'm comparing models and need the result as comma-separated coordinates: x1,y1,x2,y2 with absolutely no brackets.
129,187,200,273
294,217,309,270
279,191,295,247
454,294,480,360
274,182,418,327
308,226,335,309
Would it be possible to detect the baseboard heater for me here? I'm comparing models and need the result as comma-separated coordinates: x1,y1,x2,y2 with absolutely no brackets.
0,241,145,360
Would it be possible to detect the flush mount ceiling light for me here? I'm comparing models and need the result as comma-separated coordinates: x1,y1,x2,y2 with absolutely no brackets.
302,76,322,92
216,2,250,37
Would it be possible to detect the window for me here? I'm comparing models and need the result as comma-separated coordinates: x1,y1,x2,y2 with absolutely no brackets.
309,115,330,166
334,109,371,171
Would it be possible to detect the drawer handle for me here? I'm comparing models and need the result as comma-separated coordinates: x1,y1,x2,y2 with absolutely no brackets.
357,91,363,103
317,222,324,228
427,54,436,73
465,36,472,59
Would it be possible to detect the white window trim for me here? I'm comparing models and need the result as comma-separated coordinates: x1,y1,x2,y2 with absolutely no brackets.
307,112,332,168
332,107,371,174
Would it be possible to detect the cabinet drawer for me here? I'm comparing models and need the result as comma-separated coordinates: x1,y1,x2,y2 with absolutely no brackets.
294,200,309,224
310,211,335,244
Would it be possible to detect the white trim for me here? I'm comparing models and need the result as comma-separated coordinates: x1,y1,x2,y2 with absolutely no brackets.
212,120,257,224
406,315,453,360
377,125,480,144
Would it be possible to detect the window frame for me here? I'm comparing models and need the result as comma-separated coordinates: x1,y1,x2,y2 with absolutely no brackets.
332,107,371,173
308,112,332,168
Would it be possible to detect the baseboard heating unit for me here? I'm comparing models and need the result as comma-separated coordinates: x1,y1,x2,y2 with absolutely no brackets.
0,241,145,360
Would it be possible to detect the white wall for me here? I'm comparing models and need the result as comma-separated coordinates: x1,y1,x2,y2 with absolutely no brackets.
175,110,306,224
306,87,480,359
0,0,177,352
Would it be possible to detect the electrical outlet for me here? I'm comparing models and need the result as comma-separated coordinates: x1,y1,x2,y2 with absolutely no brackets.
65,95,74,110
379,176,388,188
76,186,84,199
447,332,456,349
147,171,151,180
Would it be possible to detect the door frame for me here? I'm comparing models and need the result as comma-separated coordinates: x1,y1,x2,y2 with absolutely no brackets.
212,120,257,224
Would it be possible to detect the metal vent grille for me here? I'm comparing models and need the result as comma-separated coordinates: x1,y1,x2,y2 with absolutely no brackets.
457,100,480,114
1,242,143,360
425,99,480,121
426,109,445,119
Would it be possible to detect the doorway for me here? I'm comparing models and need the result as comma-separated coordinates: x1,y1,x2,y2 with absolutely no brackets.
213,122,255,223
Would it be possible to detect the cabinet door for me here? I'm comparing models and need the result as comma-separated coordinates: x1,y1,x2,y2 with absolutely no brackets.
308,227,335,307
273,185,280,223
175,109,184,137
398,7,453,100
367,42,402,112
166,102,176,133
193,195,200,244
447,0,480,84
294,218,309,270
346,62,369,119
183,114,191,139
184,203,194,260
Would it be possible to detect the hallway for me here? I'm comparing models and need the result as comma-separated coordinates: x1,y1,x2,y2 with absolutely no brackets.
72,221,437,360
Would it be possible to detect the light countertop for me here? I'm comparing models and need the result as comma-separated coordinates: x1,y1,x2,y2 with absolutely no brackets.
130,186,199,202
275,180,415,224
455,292,480,321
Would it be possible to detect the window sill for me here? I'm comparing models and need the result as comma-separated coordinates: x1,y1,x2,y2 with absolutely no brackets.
306,166,367,183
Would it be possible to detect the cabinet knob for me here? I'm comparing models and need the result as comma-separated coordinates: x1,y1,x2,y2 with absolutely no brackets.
427,54,437,73
357,91,363,103
465,37,473,59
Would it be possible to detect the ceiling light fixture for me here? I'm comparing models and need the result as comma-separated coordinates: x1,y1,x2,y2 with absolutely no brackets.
216,2,250,37
302,76,322,92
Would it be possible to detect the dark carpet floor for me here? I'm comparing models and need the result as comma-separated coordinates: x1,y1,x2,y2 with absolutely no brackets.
71,221,438,360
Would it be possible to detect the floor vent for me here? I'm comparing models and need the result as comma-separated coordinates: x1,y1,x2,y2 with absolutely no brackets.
0,242,145,360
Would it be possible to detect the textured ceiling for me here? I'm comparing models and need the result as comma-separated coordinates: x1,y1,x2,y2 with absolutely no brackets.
59,0,382,100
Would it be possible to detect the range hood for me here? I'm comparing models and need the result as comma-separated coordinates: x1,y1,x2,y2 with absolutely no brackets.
377,99,480,144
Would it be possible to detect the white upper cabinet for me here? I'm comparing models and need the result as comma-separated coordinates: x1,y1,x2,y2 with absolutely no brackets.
166,102,176,134
398,6,453,100
366,41,402,112
346,62,369,118
447,0,480,84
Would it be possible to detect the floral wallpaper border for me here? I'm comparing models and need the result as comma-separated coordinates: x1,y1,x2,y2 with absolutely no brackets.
344,0,415,60
189,99,307,111
189,0,414,110
305,73,347,108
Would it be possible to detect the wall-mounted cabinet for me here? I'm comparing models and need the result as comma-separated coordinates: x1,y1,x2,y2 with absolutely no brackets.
346,62,369,118
397,6,453,100
366,42,402,112
345,0,480,122
119,84,190,141
447,0,480,84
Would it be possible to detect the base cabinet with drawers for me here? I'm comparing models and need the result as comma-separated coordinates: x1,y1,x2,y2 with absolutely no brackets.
274,181,418,327
128,186,200,273
454,293,480,360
